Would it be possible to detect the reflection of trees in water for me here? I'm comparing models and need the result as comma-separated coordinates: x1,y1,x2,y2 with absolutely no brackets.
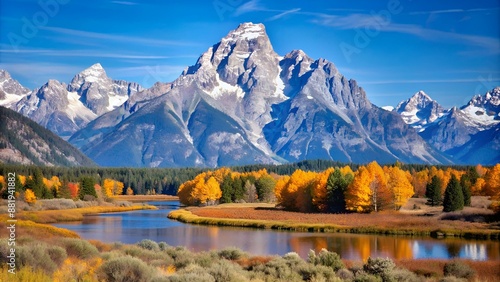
446,243,462,258
288,235,413,260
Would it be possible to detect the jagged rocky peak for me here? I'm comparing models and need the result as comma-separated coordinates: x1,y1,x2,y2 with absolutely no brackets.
395,91,444,127
69,63,109,89
467,87,500,109
397,90,433,112
0,69,11,79
0,70,31,96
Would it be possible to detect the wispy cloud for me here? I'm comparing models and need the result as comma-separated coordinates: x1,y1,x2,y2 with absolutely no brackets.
111,1,138,5
40,26,197,47
267,8,301,21
233,0,264,16
361,78,500,85
312,13,500,54
409,8,497,15
0,47,197,60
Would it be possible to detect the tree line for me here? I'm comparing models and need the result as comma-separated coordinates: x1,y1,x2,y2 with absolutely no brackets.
178,162,500,213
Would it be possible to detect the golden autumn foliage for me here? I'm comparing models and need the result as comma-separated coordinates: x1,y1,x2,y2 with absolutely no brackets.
412,169,429,197
178,173,223,206
274,175,290,204
385,166,414,210
311,167,335,212
345,166,373,212
178,161,499,213
126,187,134,195
367,161,390,212
102,178,125,198
24,189,37,204
277,169,318,212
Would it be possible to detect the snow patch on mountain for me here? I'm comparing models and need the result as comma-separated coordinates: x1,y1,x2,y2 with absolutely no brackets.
66,91,97,122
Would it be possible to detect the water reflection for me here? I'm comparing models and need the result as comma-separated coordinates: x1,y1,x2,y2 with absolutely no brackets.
53,201,500,260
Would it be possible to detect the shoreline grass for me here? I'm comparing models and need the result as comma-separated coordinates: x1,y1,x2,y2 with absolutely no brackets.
10,204,157,224
168,208,500,240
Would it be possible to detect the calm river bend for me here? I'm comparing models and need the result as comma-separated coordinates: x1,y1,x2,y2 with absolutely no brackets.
53,201,500,261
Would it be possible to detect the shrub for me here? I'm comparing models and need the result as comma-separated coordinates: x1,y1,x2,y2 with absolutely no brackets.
194,251,218,268
0,266,53,282
218,247,247,260
443,260,475,279
62,238,99,259
363,257,395,278
208,259,249,282
46,246,67,266
137,239,160,251
297,263,337,281
337,268,355,281
17,243,58,274
39,198,77,210
98,255,155,282
158,242,172,251
252,256,304,281
353,271,383,282
308,249,345,272
387,268,423,282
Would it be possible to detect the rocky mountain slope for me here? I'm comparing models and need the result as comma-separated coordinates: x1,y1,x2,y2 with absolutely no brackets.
0,106,95,166
70,23,451,167
0,70,31,108
391,88,500,164
5,64,142,139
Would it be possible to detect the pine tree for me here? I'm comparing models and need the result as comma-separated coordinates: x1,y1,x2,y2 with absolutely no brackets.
326,169,349,213
78,176,97,200
460,174,472,206
426,175,442,206
220,175,233,203
443,175,464,212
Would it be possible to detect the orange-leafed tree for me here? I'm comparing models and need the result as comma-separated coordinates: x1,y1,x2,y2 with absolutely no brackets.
277,170,317,212
67,182,79,199
126,187,134,195
412,169,429,198
311,168,335,212
483,164,500,212
24,189,36,204
274,175,290,204
386,166,414,210
345,166,372,213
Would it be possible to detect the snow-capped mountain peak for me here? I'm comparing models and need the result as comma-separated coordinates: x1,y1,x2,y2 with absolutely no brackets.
71,63,108,85
395,91,444,129
225,22,266,41
0,70,31,108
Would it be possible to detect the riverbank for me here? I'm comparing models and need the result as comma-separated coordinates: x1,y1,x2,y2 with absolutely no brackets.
168,202,500,240
112,194,178,202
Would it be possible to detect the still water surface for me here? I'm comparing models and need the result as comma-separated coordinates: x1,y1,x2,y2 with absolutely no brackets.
53,201,500,260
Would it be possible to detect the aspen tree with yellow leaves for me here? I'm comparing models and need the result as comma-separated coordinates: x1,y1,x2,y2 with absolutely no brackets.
385,166,414,210
345,166,372,212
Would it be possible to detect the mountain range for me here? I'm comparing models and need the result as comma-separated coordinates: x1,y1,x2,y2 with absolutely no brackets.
1,22,498,167
0,105,95,166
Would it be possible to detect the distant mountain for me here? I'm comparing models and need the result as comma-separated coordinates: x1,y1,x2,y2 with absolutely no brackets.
392,87,500,165
70,22,450,167
0,70,31,108
0,106,95,166
395,91,445,131
10,64,142,139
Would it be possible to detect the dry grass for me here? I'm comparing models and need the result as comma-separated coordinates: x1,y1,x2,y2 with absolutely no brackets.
14,204,157,224
395,259,500,282
172,201,500,239
112,195,178,202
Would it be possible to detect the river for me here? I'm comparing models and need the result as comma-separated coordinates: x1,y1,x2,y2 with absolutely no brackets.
52,201,500,260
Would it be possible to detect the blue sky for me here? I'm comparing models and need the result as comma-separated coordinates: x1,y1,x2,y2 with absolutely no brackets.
1,0,499,108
